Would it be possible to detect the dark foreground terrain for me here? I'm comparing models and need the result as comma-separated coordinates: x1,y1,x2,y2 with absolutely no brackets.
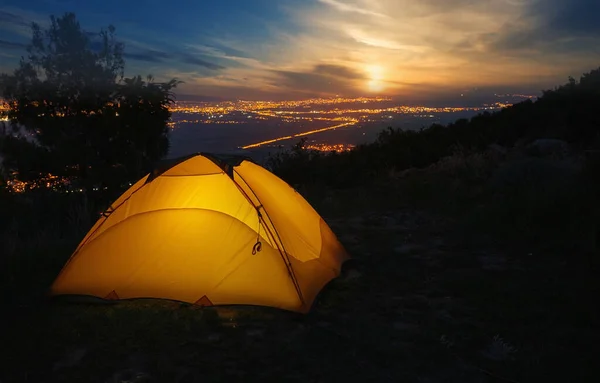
1,143,599,383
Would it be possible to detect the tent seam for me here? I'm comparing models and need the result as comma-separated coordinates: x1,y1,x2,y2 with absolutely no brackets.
72,207,272,253
232,166,306,307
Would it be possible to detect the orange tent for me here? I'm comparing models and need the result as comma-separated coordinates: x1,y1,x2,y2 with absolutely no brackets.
50,153,349,313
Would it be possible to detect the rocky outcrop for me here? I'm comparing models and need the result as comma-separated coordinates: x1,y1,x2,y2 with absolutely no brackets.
525,138,571,158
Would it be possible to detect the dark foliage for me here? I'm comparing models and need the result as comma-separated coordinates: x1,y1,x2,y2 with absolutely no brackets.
0,12,180,198
269,66,600,187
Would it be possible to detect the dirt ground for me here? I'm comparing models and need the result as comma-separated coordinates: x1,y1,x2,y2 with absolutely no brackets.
1,201,597,383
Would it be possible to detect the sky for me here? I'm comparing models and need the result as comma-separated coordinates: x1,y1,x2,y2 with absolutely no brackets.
1,0,600,102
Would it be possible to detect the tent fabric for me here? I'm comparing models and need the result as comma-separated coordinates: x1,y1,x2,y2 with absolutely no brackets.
50,153,349,313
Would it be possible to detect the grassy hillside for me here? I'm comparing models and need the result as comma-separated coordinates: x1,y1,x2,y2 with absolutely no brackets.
0,67,599,382
267,67,600,257
268,67,600,188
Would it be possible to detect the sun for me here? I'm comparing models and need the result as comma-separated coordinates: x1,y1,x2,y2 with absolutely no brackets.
366,65,385,92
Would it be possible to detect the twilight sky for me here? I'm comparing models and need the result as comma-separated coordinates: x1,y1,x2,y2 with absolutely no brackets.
1,0,599,101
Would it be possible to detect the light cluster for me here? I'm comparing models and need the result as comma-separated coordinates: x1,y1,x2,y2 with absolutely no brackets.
0,94,531,193
303,143,355,153
5,173,71,193
241,122,356,149
494,94,536,99
170,96,390,113
0,102,9,121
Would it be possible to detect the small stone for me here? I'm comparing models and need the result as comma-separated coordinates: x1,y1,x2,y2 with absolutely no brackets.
478,254,507,271
343,269,362,281
382,215,397,227
436,309,453,322
53,347,87,370
127,352,147,369
393,322,419,331
207,333,221,342
106,369,151,383
394,244,424,255
348,217,364,228
339,234,360,246
246,329,265,337
481,335,517,361
430,237,446,248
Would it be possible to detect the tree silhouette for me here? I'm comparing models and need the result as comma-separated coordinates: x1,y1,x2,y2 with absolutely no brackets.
0,12,180,196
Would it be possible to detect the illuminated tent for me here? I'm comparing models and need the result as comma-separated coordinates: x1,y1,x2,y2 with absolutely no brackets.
50,153,349,313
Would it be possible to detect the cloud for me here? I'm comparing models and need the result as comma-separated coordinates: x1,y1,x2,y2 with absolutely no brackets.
270,64,367,96
0,6,50,37
0,9,33,37
0,10,29,28
123,50,171,63
3,0,599,100
317,0,388,18
534,0,600,36
265,0,600,98
88,36,225,70
0,39,26,50
312,64,365,79
454,0,600,56
88,37,172,64
194,42,255,60
181,42,261,72
180,53,225,71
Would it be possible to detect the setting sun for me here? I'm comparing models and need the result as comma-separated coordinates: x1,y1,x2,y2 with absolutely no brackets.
366,65,385,93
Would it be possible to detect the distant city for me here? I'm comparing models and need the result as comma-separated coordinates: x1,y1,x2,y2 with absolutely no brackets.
0,93,537,193
1,93,535,156
165,94,535,157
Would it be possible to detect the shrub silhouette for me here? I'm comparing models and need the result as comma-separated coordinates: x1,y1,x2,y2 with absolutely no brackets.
269,66,600,188
0,12,180,201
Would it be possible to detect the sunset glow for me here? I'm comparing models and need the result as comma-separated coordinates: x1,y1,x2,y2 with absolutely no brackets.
367,65,385,93
1,1,598,101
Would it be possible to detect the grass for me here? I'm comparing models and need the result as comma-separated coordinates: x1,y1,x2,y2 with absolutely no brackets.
1,145,599,382
3,62,600,383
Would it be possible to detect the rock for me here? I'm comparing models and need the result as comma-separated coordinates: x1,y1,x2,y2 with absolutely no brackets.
284,324,307,342
348,216,364,228
105,369,152,383
246,328,265,337
381,215,398,227
127,352,147,369
430,237,446,248
391,340,413,349
394,243,424,255
487,143,508,156
399,167,425,178
393,322,419,332
478,254,507,271
363,214,389,227
526,138,570,158
481,335,517,361
488,156,580,193
439,334,455,348
339,234,360,246
342,269,362,281
207,333,221,342
435,309,454,322
53,347,87,371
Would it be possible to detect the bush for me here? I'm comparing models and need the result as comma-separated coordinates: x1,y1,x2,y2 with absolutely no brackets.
0,190,96,301
268,67,600,191
468,155,596,253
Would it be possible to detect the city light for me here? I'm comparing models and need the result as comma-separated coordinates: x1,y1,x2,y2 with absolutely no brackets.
241,122,356,149
0,94,530,193
164,96,520,149
303,143,355,153
4,173,72,193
